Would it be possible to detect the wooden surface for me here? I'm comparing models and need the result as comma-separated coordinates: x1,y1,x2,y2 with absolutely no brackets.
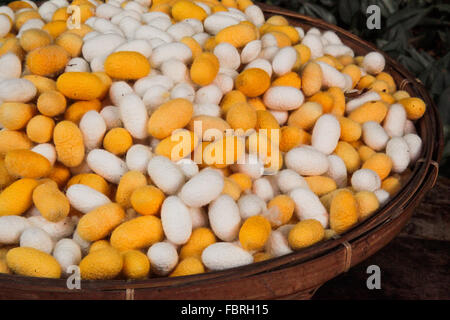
314,176,450,300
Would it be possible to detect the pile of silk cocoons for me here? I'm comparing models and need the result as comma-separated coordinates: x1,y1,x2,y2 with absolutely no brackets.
0,0,426,280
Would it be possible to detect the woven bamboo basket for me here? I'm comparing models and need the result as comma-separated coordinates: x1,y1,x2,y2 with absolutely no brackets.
0,2,444,300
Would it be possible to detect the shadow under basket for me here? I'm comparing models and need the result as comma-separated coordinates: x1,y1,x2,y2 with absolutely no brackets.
0,2,444,300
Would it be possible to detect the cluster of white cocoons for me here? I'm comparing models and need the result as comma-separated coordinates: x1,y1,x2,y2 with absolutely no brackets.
0,216,31,245
0,0,427,277
0,213,78,259
300,28,356,91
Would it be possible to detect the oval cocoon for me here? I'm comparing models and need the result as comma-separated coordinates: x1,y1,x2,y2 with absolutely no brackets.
0,78,37,103
66,184,111,214
147,156,185,195
150,42,192,68
86,149,128,184
20,227,54,254
82,33,125,62
238,194,266,220
266,225,294,257
118,94,148,139
147,242,178,276
134,75,174,97
29,216,76,242
316,61,346,90
263,86,304,111
213,42,241,70
79,247,123,280
104,51,151,80
241,40,262,64
147,98,193,140
109,81,133,106
311,114,340,155
32,182,70,222
7,247,61,278
5,150,52,179
383,103,407,138
204,14,239,35
110,216,164,251
53,238,82,276
351,169,381,192
0,178,39,216
202,242,253,271
276,169,309,194
77,203,125,242
346,91,381,113
272,46,297,76
56,72,104,101
404,133,422,162
79,111,107,151
0,53,21,79
289,188,328,228
0,216,31,244
53,121,85,168
285,146,329,176
386,137,410,173
179,169,224,208
126,144,152,174
216,24,257,48
329,190,358,234
161,196,192,245
362,121,389,151
326,155,348,188
208,195,241,242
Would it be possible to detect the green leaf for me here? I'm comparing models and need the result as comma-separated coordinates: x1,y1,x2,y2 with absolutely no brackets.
438,87,450,124
386,7,431,28
372,0,397,18
397,55,424,74
434,73,445,95
319,0,336,7
302,3,337,24
379,0,398,14
409,48,432,68
434,4,450,13
421,17,450,27
338,0,360,25
404,12,431,29
383,25,409,51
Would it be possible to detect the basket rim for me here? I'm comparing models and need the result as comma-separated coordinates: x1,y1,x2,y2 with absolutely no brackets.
0,2,444,292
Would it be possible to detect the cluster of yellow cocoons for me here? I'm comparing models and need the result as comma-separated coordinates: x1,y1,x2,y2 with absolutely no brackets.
0,0,426,280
